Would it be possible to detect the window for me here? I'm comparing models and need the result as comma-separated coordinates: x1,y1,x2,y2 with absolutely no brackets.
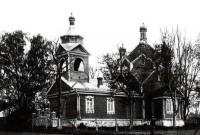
85,96,94,113
107,98,115,114
166,99,173,114
74,58,84,71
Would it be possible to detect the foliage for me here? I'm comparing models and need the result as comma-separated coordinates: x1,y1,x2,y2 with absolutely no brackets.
101,49,139,127
101,52,134,96
160,27,200,126
0,31,52,117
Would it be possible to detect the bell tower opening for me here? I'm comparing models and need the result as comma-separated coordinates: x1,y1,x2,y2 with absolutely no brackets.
74,58,84,72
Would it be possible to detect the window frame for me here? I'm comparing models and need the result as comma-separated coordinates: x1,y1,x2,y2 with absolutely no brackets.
85,96,94,113
166,99,178,114
107,97,115,114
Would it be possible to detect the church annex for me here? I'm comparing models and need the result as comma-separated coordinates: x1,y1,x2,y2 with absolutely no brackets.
47,14,185,127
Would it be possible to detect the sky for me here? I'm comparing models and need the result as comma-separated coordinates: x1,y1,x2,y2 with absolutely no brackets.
0,0,200,66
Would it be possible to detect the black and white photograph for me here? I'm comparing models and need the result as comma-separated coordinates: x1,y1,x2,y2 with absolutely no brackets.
0,0,200,134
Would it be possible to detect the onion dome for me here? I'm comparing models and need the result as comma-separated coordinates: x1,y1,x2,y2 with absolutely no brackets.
140,23,147,31
69,13,75,25
67,13,77,35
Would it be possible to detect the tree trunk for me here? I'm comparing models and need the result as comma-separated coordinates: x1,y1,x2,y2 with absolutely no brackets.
172,102,176,127
183,95,189,121
130,99,133,129
56,64,62,129
172,90,176,127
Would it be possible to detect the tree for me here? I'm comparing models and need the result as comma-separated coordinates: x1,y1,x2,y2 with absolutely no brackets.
0,31,27,113
48,40,63,128
160,36,178,127
175,34,200,120
101,47,138,128
25,34,52,106
160,27,200,126
0,31,52,128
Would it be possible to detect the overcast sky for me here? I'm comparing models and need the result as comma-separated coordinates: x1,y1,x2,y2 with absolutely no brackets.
0,0,200,66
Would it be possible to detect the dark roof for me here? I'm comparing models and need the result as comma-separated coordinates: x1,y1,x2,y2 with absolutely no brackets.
127,43,157,62
148,86,184,98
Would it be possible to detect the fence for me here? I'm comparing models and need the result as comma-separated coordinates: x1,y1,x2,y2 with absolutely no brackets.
32,108,59,129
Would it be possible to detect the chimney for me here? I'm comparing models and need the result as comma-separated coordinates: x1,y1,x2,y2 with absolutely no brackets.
96,68,103,88
97,77,103,88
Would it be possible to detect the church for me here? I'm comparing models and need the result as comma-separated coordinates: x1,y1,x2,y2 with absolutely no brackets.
47,14,185,128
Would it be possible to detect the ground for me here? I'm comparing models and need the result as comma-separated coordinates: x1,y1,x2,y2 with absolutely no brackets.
0,129,200,135
0,133,65,135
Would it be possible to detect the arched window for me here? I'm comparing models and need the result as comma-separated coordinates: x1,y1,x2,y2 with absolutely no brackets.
74,58,84,71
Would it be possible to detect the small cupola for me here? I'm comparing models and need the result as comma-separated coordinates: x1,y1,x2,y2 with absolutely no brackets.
140,23,147,31
119,44,126,59
139,23,147,42
67,13,77,35
69,13,75,26
61,13,83,43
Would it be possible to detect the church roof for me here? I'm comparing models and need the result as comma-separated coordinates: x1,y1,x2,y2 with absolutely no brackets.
46,77,108,96
60,43,81,51
60,43,90,55
127,43,156,62
147,86,184,98
61,76,109,91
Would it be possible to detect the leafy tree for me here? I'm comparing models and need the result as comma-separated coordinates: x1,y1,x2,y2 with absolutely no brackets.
24,34,52,106
101,47,139,128
0,31,27,113
160,37,178,127
48,39,66,129
0,31,52,129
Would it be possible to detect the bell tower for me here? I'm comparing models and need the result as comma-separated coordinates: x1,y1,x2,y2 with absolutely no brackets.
57,13,90,82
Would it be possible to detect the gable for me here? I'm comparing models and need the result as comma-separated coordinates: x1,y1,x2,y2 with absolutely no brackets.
150,86,184,98
131,54,153,69
130,56,154,83
56,45,67,56
71,44,89,55
131,68,154,84
56,43,90,57
47,80,72,96
127,43,157,62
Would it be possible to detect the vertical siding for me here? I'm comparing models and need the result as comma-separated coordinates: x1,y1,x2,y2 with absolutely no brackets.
80,95,128,119
65,94,77,119
49,98,58,114
115,97,128,119
154,99,163,119
49,97,66,117
50,94,144,120
135,99,143,119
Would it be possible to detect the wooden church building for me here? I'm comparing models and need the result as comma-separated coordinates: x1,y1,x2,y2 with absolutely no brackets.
47,14,185,127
